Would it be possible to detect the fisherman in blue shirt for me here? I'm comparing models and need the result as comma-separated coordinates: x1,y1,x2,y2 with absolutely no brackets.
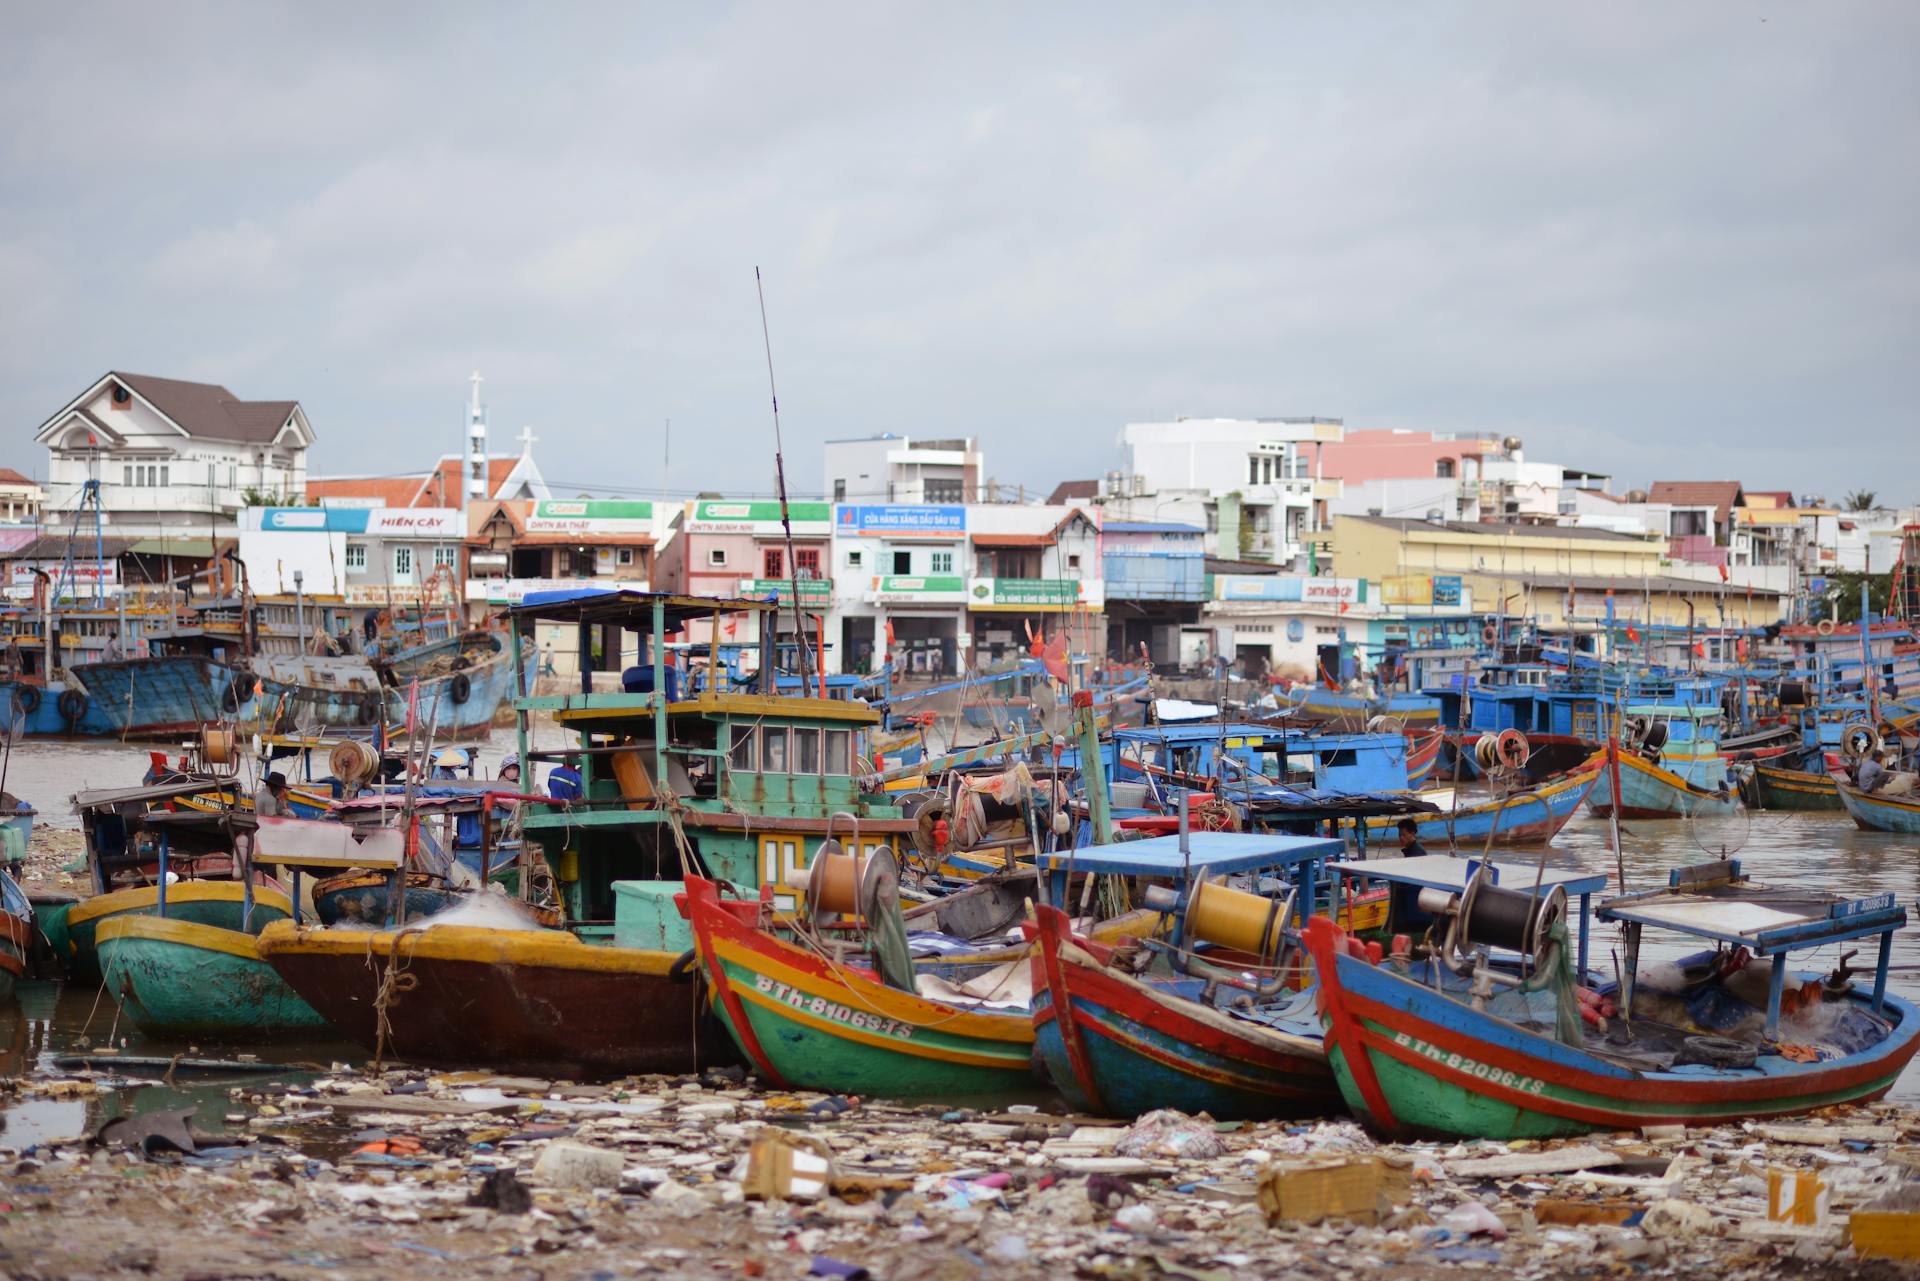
548,759,584,801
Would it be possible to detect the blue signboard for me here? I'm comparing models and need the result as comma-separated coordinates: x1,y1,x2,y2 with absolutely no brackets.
834,505,966,537
1432,575,1463,606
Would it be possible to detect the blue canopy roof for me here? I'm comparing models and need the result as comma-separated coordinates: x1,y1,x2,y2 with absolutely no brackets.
1036,831,1343,879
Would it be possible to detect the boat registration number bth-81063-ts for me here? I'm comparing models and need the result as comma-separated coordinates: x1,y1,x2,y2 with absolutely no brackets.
754,974,917,1040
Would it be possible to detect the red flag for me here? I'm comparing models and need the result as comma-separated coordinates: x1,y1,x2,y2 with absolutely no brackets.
1693,641,1706,658
1041,629,1069,683
723,618,737,638
1718,563,1730,583
1028,625,1047,659
1626,625,1640,643
884,619,896,648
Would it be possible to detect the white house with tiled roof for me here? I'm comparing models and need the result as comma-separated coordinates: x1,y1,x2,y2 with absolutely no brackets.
34,371,315,536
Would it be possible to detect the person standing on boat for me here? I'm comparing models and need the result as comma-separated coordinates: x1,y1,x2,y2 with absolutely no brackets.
101,629,124,662
1396,818,1429,857
254,772,290,819
548,758,584,802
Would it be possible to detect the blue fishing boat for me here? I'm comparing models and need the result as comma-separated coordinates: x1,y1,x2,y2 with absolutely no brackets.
1588,695,1742,820
1307,859,1918,1139
1837,782,1920,834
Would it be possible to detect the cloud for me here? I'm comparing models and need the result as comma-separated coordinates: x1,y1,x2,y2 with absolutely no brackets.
0,2,1914,503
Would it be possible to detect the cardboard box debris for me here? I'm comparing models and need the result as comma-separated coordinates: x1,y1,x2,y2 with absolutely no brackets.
1258,1156,1410,1227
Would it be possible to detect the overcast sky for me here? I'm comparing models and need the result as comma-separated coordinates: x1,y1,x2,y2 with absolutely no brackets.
3,4,1914,504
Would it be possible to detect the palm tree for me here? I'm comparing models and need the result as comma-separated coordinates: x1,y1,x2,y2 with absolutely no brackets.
1844,489,1878,512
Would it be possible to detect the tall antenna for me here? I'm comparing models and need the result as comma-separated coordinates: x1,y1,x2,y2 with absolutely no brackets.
755,266,813,692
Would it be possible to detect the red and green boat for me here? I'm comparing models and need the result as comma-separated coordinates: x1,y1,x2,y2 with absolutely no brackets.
683,874,1037,1095
1305,860,1919,1140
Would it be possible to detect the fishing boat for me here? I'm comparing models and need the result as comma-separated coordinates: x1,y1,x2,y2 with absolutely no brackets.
1305,858,1918,1139
1587,701,1742,819
1751,759,1843,811
259,590,917,1077
1027,830,1348,1119
1836,782,1920,834
62,785,293,980
0,870,32,1002
1348,761,1602,848
684,860,1038,1096
97,913,325,1037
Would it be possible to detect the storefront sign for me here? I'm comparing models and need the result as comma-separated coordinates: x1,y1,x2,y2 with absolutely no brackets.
259,507,463,537
869,574,966,603
1382,574,1464,608
968,578,1103,610
835,505,966,538
688,500,832,535
1432,575,1463,606
525,499,654,535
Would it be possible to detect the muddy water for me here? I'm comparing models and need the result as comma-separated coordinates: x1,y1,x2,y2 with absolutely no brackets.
3,737,1919,1153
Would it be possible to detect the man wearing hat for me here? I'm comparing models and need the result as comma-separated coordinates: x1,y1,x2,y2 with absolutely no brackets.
255,771,290,819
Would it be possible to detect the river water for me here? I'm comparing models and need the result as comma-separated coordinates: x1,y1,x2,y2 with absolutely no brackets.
2,737,1917,1151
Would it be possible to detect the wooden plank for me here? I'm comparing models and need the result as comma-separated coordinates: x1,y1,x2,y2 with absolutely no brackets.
1448,1145,1621,1178
321,1093,525,1117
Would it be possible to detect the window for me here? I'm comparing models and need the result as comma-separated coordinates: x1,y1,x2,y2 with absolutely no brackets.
930,550,952,574
394,546,413,577
763,548,784,579
791,727,820,773
433,546,458,569
707,547,729,567
1067,553,1081,570
227,463,236,487
846,550,863,569
925,479,963,504
824,729,851,775
833,480,846,501
1435,458,1456,479
1249,456,1259,484
892,550,911,574
158,465,168,487
729,726,756,774
122,466,132,487
794,548,821,580
618,547,633,566
761,727,789,773
344,544,367,571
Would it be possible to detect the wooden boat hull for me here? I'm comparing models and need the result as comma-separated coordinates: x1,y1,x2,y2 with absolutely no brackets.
1752,763,1844,811
1838,784,1920,834
256,920,729,1078
1404,730,1445,786
685,879,1036,1096
1303,918,1920,1140
97,916,325,1037
1588,751,1742,820
1030,905,1338,1120
1348,766,1600,849
63,883,292,982
0,908,28,1002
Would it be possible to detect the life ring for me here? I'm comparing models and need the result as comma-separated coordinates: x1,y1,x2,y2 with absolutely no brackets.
1817,619,1837,635
12,684,40,715
1495,728,1530,771
1413,626,1431,647
57,688,87,723
1842,721,1880,761
1451,620,1469,636
449,672,472,705
1481,624,1499,645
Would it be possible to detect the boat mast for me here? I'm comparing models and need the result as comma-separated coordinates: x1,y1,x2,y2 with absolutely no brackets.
754,267,813,694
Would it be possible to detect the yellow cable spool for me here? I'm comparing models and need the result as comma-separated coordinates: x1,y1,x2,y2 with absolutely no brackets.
1182,878,1286,966
201,726,236,765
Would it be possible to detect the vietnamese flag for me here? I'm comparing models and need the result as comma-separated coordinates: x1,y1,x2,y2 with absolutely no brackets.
1626,625,1640,643
1718,563,1730,583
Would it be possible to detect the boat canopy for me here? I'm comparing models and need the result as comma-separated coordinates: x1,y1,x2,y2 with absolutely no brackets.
509,589,774,628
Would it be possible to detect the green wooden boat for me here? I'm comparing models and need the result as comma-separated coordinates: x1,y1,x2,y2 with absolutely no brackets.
97,914,325,1037
1751,761,1843,811
64,883,292,982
